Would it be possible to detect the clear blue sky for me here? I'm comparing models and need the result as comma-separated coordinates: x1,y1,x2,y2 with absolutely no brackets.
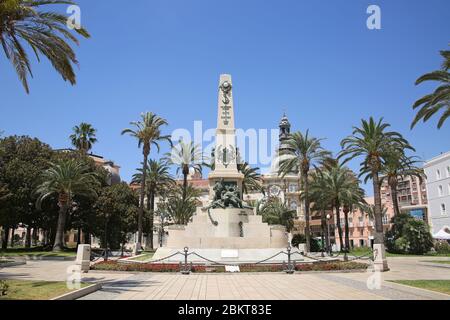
1,0,449,195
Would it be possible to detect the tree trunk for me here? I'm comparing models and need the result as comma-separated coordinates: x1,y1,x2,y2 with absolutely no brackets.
77,227,82,246
320,209,326,256
32,227,38,246
25,226,32,248
335,204,344,251
390,181,401,216
372,171,384,245
343,208,350,252
148,191,155,250
10,227,15,247
302,170,311,252
136,151,149,253
53,202,68,252
1,227,9,250
182,167,188,202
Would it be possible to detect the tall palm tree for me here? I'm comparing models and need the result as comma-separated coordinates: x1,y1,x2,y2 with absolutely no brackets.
165,140,203,201
35,159,99,251
70,122,97,154
379,150,425,216
341,180,366,252
308,170,332,253
131,159,175,250
122,112,171,252
412,49,450,129
279,130,331,251
238,162,264,197
0,0,90,93
317,164,356,251
339,117,413,255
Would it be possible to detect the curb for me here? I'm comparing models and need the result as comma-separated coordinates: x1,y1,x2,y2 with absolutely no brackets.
23,255,76,261
385,281,450,300
51,283,102,300
0,261,27,268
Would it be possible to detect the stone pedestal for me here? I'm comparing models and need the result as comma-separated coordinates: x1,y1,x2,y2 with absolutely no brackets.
166,208,288,249
373,243,389,272
76,244,91,273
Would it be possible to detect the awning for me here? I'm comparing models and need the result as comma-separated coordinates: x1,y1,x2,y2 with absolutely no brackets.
433,226,450,240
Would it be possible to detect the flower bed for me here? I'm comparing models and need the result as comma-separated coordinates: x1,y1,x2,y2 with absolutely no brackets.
91,260,368,273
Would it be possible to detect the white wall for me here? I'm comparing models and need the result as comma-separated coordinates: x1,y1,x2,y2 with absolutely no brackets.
424,152,450,234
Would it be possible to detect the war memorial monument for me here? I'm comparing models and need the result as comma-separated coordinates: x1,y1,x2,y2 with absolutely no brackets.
152,75,289,263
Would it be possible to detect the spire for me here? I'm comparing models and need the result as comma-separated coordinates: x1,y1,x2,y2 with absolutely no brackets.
278,112,294,155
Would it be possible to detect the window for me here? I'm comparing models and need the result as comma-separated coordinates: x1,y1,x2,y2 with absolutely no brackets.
447,166,450,177
290,201,298,210
288,183,297,193
382,215,389,225
441,204,447,216
439,185,443,196
437,169,441,180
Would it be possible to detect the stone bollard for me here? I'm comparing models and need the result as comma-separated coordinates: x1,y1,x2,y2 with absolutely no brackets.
298,243,307,254
76,244,91,273
373,243,389,272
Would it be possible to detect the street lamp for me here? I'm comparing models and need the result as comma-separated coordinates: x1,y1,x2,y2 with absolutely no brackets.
326,214,332,254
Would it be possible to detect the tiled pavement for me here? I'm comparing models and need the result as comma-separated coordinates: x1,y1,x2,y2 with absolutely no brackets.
1,257,449,300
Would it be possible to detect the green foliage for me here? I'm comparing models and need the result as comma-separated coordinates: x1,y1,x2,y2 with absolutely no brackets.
157,185,200,225
291,234,321,252
70,123,97,154
434,241,450,254
0,0,90,93
256,197,295,232
93,183,138,250
0,136,53,232
412,48,450,129
0,280,9,296
238,162,264,195
385,213,434,255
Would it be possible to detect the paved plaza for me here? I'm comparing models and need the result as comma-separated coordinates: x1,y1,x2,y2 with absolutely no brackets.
1,257,449,300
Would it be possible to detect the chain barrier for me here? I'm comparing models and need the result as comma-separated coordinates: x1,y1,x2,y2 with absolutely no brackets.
118,246,375,274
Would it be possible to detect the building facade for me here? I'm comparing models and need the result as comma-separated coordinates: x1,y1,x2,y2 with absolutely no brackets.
424,151,450,234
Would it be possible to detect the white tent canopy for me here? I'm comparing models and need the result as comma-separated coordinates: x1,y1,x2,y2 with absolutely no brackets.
433,226,450,240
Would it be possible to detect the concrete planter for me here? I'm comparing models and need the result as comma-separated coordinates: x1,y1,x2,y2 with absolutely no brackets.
51,283,102,300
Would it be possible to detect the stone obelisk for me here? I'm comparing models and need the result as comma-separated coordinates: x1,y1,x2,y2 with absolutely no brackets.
208,74,244,198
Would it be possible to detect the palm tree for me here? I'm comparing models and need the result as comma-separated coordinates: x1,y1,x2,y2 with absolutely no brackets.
341,180,366,253
339,117,413,256
379,150,425,216
238,162,264,197
70,122,97,154
0,0,90,93
306,171,332,253
158,185,200,225
316,164,356,251
363,203,388,221
412,49,450,129
131,159,175,250
122,112,171,252
34,159,99,251
256,197,295,232
279,130,331,251
165,140,203,201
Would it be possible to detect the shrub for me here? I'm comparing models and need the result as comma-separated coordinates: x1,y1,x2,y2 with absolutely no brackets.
385,213,433,255
291,234,321,252
434,241,450,254
0,280,9,296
